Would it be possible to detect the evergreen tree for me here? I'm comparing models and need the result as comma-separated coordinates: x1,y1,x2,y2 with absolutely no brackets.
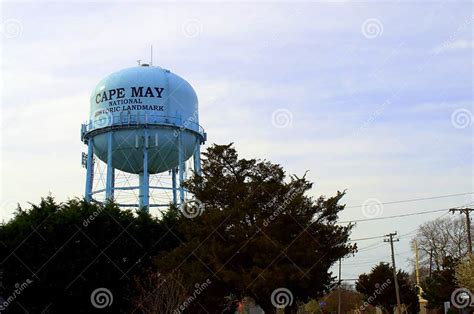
0,197,180,313
156,144,355,313
357,262,419,314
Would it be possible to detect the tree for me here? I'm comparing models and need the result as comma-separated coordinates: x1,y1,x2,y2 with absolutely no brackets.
356,263,419,314
421,256,459,310
455,254,474,292
413,216,470,276
132,271,187,314
0,143,356,313
317,284,364,313
0,197,181,313
156,144,356,314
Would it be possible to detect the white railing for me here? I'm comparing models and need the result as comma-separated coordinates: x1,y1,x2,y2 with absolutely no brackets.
85,112,204,136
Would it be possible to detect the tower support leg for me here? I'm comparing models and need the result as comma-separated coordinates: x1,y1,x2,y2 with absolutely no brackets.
85,139,94,202
193,138,202,176
171,168,177,205
178,133,185,208
106,132,114,201
139,130,149,212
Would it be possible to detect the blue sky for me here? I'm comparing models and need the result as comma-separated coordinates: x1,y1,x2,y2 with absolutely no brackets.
1,1,472,281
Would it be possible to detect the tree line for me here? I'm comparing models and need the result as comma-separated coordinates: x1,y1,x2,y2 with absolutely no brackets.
0,144,355,313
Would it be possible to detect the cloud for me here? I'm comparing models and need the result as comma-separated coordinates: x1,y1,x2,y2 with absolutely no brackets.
432,38,474,54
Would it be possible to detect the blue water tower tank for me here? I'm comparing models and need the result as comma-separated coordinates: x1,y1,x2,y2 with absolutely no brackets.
81,64,206,211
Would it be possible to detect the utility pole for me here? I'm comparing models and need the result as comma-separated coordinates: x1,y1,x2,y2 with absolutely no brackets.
385,232,402,314
414,240,421,295
428,248,433,277
413,240,425,297
414,240,428,314
337,258,341,314
450,208,473,254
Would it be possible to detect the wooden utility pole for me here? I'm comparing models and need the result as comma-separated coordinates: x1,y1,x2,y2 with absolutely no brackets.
450,208,473,254
414,240,421,293
414,240,429,314
385,232,402,314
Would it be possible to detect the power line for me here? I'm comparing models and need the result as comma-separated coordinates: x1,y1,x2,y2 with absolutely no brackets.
348,235,386,242
347,214,449,250
343,258,391,266
346,211,451,254
339,211,455,282
345,255,390,262
339,208,449,224
357,242,386,252
345,192,474,208
449,207,473,254
398,212,450,239
399,230,417,239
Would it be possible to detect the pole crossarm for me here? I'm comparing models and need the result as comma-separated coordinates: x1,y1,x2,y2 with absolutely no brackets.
449,207,473,254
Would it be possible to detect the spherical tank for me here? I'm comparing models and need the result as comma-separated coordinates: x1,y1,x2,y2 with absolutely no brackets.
87,65,202,174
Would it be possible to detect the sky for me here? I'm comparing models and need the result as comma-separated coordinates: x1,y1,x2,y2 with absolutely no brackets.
1,1,473,282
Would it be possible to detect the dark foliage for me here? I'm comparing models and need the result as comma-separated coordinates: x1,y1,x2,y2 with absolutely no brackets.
0,197,180,313
1,143,354,314
156,144,355,313
421,256,459,310
356,262,419,314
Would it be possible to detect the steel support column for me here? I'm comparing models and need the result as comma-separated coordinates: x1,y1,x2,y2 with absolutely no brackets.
105,132,114,201
171,167,177,205
178,133,185,207
139,130,149,212
193,138,201,176
85,138,94,202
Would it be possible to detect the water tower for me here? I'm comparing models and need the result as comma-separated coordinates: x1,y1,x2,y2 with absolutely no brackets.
80,64,206,212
